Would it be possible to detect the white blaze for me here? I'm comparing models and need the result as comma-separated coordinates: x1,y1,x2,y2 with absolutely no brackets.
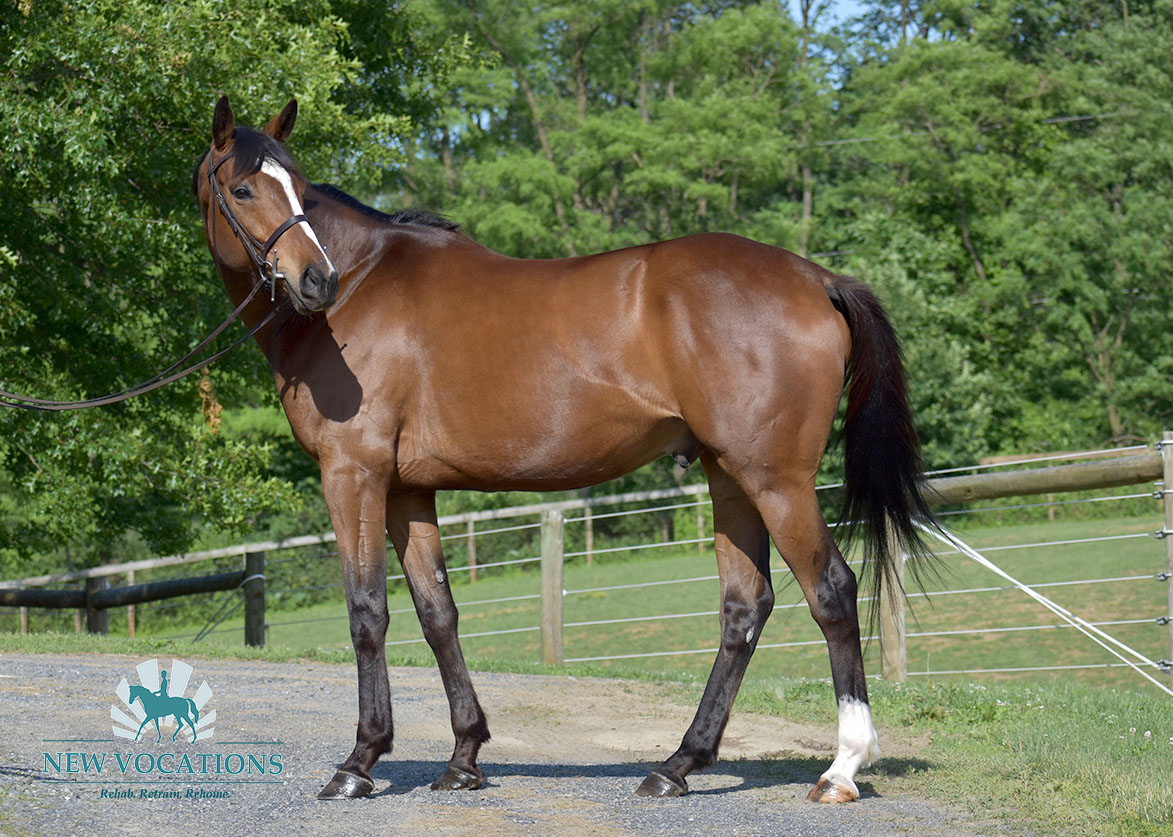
260,158,335,273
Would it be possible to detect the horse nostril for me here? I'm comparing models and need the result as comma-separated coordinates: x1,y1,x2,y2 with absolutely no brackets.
301,265,322,295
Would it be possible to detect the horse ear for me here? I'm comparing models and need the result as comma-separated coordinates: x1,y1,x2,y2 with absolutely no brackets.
263,99,298,143
212,96,235,151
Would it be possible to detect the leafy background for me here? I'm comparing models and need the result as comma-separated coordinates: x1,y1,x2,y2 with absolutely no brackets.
1,0,1170,578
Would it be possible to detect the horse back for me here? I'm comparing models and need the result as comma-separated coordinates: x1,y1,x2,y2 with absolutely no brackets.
276,228,850,489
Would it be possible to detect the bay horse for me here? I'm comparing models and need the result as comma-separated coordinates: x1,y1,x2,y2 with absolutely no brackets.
193,97,934,803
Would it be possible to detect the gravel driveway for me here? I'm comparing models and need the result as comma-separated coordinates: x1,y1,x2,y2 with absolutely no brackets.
0,652,1016,836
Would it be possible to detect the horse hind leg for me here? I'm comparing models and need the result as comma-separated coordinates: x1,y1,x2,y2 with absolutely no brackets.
752,484,879,803
637,453,773,797
172,711,193,743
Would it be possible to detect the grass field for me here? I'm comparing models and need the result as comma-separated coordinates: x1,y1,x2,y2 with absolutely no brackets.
134,513,1170,692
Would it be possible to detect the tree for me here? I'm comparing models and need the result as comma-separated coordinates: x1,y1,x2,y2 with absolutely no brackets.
991,0,1173,444
827,0,1173,454
397,1,821,259
0,0,458,564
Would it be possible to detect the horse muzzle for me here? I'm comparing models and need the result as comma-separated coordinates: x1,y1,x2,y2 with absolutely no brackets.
296,263,339,311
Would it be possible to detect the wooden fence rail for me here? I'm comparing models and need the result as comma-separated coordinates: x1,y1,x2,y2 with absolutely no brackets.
0,564,266,647
927,452,1161,505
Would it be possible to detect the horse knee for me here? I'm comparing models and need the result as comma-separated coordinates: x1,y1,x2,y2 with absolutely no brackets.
347,593,390,653
720,586,774,653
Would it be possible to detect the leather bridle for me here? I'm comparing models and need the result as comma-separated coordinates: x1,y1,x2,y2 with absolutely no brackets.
206,151,311,302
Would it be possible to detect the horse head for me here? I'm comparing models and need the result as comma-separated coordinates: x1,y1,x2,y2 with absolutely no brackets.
195,96,338,314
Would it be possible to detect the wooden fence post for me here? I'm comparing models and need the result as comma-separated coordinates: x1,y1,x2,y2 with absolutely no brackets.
244,551,266,647
584,505,594,565
879,526,907,682
85,576,109,635
540,509,565,665
1162,431,1173,687
467,520,477,583
126,569,135,638
19,606,27,635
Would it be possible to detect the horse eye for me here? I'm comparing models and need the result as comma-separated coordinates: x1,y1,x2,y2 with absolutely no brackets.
232,186,252,200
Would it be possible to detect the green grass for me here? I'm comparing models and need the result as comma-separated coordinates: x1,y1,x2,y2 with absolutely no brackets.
112,513,1169,692
737,675,1173,836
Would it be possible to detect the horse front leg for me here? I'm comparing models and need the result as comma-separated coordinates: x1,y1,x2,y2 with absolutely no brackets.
317,464,393,800
387,492,490,791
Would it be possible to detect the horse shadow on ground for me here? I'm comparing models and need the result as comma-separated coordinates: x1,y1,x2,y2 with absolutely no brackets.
0,764,72,784
367,754,935,800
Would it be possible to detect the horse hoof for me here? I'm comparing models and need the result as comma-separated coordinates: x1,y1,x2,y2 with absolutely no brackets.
806,776,859,804
430,765,484,791
635,771,688,798
317,770,375,799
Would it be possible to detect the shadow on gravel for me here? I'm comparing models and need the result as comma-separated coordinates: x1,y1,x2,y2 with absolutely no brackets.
367,753,937,800
0,764,70,784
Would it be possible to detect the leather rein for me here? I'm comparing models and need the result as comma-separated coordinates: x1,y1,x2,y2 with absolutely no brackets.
0,150,306,412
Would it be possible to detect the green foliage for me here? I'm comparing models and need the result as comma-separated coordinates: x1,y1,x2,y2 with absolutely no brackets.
0,0,460,566
4,0,1173,580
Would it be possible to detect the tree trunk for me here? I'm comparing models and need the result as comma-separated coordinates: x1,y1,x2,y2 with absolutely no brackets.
440,125,457,192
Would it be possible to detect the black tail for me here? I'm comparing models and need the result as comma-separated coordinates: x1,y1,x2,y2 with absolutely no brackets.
827,275,938,624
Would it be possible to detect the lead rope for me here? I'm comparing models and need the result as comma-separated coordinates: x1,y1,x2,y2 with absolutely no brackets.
0,295,281,411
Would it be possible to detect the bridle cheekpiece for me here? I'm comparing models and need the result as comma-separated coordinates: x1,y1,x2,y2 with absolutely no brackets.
207,152,309,302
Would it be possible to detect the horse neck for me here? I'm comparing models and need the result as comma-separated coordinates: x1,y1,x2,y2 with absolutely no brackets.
302,186,391,286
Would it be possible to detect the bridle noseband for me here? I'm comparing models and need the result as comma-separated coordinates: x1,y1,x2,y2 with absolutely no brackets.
207,151,310,301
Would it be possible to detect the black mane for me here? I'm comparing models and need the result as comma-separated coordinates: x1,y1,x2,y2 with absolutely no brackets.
193,132,459,232
311,183,460,232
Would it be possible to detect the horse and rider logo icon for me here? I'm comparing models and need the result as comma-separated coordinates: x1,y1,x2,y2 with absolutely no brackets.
110,659,215,744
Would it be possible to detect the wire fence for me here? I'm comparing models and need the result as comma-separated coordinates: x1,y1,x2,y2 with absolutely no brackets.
3,444,1170,691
